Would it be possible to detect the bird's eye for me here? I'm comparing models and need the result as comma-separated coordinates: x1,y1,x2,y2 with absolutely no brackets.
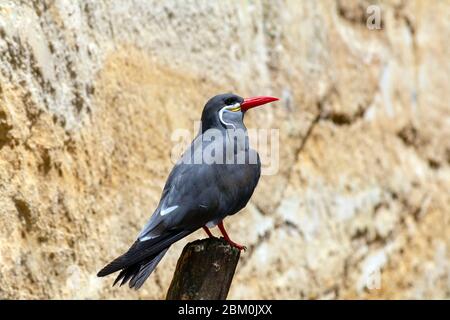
224,98,235,105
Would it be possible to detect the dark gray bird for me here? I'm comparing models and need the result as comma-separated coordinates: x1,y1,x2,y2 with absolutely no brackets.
97,93,279,289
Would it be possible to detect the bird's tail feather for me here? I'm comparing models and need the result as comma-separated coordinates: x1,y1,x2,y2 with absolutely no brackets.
97,229,191,283
113,247,169,289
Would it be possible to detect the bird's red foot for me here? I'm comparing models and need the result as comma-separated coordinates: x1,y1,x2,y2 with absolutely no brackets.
224,239,247,251
218,221,247,251
202,226,215,238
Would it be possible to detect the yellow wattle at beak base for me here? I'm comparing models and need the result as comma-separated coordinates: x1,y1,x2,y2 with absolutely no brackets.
228,106,241,112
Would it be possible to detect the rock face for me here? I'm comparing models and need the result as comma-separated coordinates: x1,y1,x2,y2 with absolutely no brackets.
0,0,448,299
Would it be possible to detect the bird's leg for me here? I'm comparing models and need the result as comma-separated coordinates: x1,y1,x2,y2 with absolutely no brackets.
202,226,215,238
218,221,247,251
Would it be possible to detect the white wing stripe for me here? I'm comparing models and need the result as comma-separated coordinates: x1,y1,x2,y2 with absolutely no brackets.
160,205,178,216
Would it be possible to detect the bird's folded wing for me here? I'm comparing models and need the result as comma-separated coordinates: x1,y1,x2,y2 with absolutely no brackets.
138,158,221,240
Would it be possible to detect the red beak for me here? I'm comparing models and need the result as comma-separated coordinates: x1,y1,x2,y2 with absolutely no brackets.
241,96,279,111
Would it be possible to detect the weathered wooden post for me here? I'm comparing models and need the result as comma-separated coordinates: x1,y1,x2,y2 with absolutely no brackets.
166,237,241,300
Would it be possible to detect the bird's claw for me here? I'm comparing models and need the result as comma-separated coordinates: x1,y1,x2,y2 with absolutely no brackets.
227,241,247,251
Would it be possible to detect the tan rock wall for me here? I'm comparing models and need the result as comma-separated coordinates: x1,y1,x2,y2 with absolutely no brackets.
0,0,448,299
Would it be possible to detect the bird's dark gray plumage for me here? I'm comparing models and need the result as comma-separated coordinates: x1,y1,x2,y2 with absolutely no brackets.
97,93,278,289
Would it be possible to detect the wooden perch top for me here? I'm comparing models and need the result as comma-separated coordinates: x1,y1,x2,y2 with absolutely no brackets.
166,237,241,300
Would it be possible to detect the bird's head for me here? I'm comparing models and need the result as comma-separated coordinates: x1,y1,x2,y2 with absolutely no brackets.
200,93,279,131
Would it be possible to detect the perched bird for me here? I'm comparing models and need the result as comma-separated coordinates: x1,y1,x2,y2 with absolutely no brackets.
97,93,279,289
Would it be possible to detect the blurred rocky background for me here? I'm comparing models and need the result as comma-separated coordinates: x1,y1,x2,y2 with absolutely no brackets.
0,0,448,299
